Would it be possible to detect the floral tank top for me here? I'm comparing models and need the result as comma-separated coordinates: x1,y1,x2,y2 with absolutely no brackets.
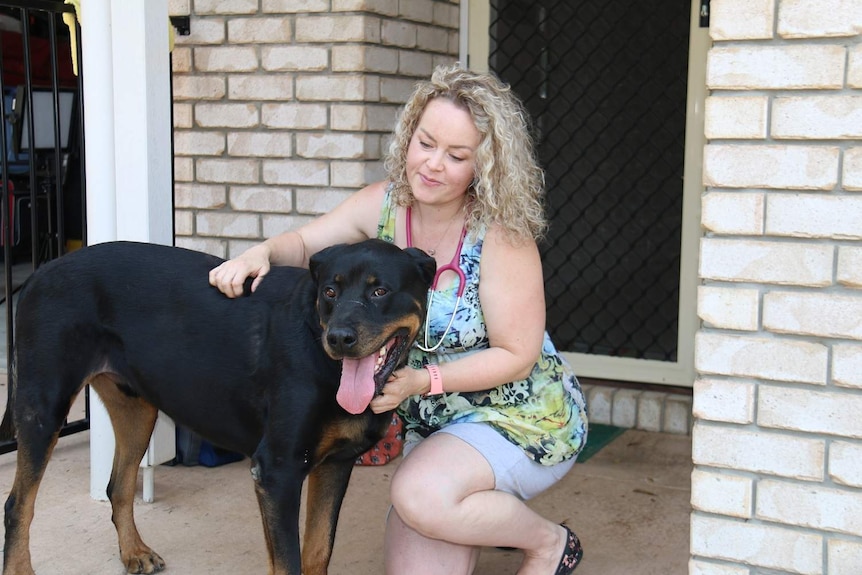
377,188,589,466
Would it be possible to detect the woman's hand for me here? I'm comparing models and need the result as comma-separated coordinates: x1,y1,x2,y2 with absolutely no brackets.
369,367,430,413
209,244,272,298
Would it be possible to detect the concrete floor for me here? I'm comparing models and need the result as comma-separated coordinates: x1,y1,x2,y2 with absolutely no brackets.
0,426,692,575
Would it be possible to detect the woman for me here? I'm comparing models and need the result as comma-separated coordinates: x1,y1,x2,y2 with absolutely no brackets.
209,64,588,575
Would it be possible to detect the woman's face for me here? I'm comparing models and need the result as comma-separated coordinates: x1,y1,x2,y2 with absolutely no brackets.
405,98,481,207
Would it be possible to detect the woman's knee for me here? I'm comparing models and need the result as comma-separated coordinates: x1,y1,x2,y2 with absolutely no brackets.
391,433,495,533
390,462,445,530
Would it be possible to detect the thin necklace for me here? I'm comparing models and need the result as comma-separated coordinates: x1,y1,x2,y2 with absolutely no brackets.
412,204,463,256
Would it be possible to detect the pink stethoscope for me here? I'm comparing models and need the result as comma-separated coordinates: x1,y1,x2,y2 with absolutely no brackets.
406,206,467,352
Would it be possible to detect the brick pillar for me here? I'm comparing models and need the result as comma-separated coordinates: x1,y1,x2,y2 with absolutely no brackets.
691,1,862,573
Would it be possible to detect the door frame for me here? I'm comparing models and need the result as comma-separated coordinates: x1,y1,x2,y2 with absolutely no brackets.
464,0,708,387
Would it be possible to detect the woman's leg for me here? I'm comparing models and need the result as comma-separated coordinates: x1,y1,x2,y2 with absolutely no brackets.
384,506,481,575
385,432,571,575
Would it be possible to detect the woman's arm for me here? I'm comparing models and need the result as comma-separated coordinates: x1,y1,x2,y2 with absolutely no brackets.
209,181,388,298
370,227,547,411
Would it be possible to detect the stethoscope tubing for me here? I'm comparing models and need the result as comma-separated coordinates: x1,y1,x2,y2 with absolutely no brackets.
406,206,467,352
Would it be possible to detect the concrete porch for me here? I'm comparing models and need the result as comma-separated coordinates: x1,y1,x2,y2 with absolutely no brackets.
0,419,691,574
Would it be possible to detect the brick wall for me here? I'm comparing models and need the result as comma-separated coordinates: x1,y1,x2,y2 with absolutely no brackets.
691,1,862,573
169,0,460,258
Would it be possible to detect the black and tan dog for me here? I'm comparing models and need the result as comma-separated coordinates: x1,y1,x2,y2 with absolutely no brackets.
0,239,435,575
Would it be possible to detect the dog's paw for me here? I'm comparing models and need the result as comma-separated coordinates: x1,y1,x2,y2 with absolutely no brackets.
122,547,166,574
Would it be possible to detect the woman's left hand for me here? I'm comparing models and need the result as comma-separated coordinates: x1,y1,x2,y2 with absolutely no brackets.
369,367,427,413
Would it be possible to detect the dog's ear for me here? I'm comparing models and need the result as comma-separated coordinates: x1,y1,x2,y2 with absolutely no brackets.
309,243,346,282
404,247,437,287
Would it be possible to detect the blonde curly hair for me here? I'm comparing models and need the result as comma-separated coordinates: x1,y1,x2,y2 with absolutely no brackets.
384,64,547,243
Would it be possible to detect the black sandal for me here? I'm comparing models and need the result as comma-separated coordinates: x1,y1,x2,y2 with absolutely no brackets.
554,524,583,574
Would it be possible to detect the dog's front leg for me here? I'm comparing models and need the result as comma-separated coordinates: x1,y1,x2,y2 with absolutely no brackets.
301,457,356,575
251,444,305,575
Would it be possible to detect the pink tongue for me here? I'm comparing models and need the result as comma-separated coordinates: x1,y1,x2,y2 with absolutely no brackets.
337,355,377,414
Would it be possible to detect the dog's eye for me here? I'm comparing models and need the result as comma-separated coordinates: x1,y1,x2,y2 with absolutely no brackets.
372,287,389,297
323,287,337,299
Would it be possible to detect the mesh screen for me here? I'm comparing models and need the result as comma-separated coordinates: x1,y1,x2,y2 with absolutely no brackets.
489,0,690,362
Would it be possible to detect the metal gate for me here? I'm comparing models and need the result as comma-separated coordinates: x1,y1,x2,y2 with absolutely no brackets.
488,0,691,366
0,0,88,454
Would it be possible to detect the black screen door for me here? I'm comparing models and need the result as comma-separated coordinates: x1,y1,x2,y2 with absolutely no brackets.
489,0,691,363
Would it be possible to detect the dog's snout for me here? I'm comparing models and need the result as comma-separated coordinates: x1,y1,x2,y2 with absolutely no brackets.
326,326,358,352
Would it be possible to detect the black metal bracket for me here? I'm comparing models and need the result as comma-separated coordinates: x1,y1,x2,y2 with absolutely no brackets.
170,15,191,36
699,0,710,28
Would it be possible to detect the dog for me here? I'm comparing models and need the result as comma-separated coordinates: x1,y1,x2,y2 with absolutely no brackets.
0,239,436,575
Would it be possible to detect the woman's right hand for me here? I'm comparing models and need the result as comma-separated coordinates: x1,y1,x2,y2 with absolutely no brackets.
208,183,386,298
209,244,272,298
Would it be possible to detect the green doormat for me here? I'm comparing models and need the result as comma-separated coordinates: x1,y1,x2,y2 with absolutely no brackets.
577,423,627,463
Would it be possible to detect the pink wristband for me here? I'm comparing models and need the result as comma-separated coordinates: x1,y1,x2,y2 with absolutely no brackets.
424,364,444,395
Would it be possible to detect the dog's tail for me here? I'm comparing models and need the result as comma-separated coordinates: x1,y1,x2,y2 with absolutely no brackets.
0,352,15,440
0,397,13,440
0,403,12,440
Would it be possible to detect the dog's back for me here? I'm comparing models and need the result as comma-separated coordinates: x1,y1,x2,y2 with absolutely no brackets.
6,241,322,455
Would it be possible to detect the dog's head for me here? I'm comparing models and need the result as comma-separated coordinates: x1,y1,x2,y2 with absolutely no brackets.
309,239,436,414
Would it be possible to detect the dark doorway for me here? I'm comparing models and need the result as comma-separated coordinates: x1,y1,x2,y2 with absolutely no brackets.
489,0,691,362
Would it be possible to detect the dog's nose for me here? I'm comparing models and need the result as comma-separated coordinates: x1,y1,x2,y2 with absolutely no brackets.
326,327,358,352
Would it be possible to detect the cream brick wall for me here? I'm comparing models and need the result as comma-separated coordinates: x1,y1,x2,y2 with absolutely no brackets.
691,515,823,574
171,1,459,256
829,540,862,575
692,1,862,572
691,469,752,518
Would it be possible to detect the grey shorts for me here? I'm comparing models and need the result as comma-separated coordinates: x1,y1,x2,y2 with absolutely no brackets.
403,422,577,501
